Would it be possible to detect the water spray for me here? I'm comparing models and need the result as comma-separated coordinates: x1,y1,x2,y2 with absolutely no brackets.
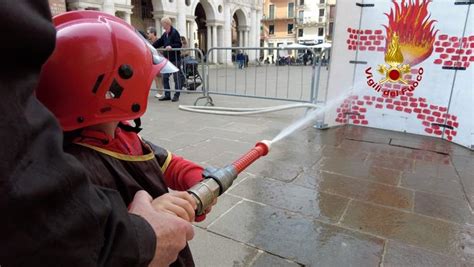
188,140,271,215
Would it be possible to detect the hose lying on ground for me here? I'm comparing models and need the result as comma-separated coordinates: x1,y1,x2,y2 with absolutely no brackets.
178,103,319,116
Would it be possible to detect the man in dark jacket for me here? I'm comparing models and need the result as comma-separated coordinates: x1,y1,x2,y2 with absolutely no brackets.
153,17,185,102
0,1,193,266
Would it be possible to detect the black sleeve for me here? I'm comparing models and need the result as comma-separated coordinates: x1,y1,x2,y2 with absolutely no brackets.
0,1,155,266
170,29,183,48
152,34,164,48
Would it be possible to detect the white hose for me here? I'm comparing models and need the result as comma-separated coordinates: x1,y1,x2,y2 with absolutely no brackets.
178,103,319,116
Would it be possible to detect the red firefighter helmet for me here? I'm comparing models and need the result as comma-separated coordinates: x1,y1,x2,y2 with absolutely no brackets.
36,11,177,131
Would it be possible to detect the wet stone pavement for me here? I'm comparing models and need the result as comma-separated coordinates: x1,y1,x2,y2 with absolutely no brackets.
142,93,474,267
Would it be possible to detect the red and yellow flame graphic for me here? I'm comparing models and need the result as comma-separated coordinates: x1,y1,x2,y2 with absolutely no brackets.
384,0,438,66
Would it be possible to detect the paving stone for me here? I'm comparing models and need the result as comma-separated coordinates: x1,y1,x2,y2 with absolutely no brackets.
339,139,415,159
343,125,392,144
414,191,474,225
189,226,259,267
245,157,304,182
197,127,251,141
228,177,349,222
209,201,384,266
264,141,322,169
402,172,466,200
319,146,370,160
458,172,474,206
366,154,415,171
341,201,474,261
384,240,471,267
452,155,474,174
194,193,243,228
390,137,451,154
314,171,413,209
412,160,459,179
251,252,301,267
224,122,270,135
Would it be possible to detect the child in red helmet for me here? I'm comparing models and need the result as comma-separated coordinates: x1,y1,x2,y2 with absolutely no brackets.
36,11,214,267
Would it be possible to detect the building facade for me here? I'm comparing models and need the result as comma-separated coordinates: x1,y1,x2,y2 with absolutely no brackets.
261,0,335,49
294,0,336,46
61,0,262,64
261,0,297,51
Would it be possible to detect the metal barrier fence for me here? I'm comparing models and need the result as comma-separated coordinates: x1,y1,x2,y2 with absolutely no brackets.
154,48,207,102
154,47,329,106
204,47,329,106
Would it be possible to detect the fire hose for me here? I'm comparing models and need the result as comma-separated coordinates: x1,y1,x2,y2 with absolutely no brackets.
188,140,271,215
178,103,319,116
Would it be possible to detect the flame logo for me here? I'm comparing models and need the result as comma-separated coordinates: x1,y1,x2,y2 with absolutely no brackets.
378,33,411,84
384,0,438,66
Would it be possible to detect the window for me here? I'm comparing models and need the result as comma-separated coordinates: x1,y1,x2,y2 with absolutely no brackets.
329,22,334,36
329,5,335,19
319,9,325,17
318,27,324,36
268,43,274,54
269,24,274,35
269,4,274,19
298,10,304,23
298,28,304,37
320,0,325,3
288,3,294,18
288,23,294,34
300,0,304,5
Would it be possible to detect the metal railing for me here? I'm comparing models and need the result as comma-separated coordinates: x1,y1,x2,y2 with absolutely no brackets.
204,47,329,106
154,48,207,102
154,46,330,107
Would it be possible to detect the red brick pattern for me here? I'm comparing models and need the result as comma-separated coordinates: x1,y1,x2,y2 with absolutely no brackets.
346,28,386,52
433,34,474,69
335,92,459,141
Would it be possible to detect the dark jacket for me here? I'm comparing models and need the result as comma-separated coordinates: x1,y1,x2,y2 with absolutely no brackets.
0,1,155,266
153,26,182,63
65,142,195,267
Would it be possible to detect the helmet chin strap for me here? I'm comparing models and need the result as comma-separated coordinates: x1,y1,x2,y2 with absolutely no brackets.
119,118,143,133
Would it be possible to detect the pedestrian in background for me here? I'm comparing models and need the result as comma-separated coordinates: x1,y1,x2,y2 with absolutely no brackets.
147,26,163,98
153,17,185,102
237,50,245,69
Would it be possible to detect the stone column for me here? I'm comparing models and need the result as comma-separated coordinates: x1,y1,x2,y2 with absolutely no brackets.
244,30,249,47
176,1,186,38
224,6,232,64
207,25,212,56
218,26,224,63
237,30,244,47
103,0,114,15
212,25,218,63
153,12,163,36
124,11,131,24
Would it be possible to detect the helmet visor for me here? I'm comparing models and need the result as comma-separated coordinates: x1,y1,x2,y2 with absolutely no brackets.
136,29,179,73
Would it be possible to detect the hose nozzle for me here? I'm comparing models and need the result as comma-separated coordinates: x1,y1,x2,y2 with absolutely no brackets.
232,140,271,174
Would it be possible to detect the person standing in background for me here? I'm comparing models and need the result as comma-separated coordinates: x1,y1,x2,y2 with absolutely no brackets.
152,17,185,102
147,27,163,98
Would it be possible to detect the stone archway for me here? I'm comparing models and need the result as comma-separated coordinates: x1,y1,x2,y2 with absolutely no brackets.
193,0,217,54
195,3,207,53
232,9,248,48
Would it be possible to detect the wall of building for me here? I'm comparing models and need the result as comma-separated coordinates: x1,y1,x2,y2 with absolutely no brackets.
262,0,297,60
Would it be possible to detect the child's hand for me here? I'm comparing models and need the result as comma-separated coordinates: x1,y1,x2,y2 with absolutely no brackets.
195,197,218,222
151,191,197,222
